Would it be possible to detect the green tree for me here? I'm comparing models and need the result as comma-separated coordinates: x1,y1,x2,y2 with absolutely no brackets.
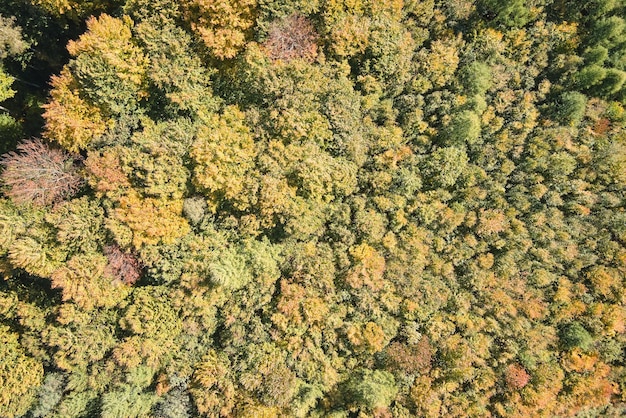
460,61,492,95
555,91,587,126
101,387,157,418
30,0,117,20
422,146,469,189
445,110,482,145
115,286,183,370
134,16,220,118
477,0,531,28
344,369,398,410
43,304,119,371
560,322,594,350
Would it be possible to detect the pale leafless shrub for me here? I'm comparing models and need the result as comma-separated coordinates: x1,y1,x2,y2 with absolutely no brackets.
0,139,82,206
104,244,142,285
264,14,319,62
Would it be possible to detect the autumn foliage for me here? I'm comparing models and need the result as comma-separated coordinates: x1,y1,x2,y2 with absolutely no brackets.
0,139,81,206
182,0,257,59
505,363,531,390
263,14,318,62
104,244,142,285
1,0,626,417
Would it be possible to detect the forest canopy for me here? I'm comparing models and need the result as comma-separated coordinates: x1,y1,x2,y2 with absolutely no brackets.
1,0,626,417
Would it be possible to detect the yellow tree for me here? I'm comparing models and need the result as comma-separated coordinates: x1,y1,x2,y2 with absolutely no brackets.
43,14,148,152
0,325,44,418
50,253,131,310
191,106,257,212
181,0,257,59
43,68,111,153
30,0,113,20
107,190,190,249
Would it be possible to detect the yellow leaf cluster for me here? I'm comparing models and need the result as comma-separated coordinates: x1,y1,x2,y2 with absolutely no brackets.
50,254,130,310
31,0,111,19
587,266,620,298
191,106,256,211
415,36,462,89
0,326,44,418
346,243,386,290
182,0,257,59
347,321,386,353
43,68,110,152
67,15,148,87
110,191,190,249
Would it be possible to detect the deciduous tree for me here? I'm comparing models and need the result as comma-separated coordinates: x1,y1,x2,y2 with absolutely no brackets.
0,325,44,418
0,139,82,206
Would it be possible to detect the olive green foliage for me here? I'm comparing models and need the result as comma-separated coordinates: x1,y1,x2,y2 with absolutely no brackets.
0,15,28,60
0,113,23,154
0,325,44,417
191,105,256,211
2,1,626,417
445,110,482,145
32,0,118,20
477,0,530,28
0,66,16,102
556,91,588,126
560,321,594,351
344,369,398,410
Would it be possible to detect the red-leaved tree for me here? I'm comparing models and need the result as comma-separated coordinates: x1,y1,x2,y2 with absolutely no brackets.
0,139,82,206
505,363,531,390
264,14,319,62
385,337,433,375
104,244,142,285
